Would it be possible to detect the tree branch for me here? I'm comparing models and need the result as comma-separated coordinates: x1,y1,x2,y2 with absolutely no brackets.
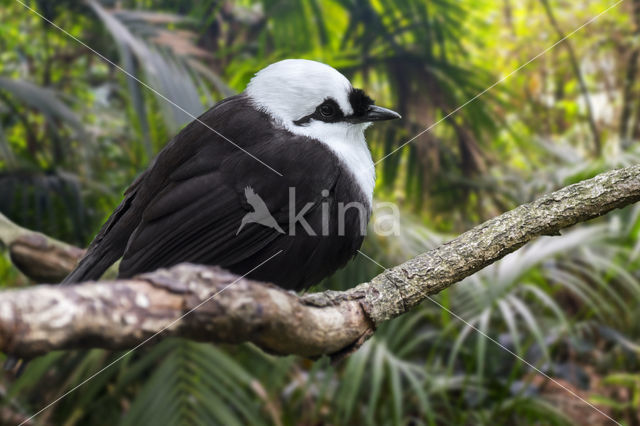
0,213,84,283
1,165,640,359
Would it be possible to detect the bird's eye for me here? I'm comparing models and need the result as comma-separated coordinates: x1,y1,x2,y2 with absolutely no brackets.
319,103,336,118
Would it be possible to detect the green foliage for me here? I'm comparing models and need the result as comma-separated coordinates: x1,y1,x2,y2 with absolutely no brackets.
1,0,640,424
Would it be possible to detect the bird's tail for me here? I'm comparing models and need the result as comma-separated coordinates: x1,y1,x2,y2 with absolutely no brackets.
236,218,247,236
4,190,140,375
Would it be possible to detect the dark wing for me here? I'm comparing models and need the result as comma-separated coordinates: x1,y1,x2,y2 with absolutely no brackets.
60,172,146,284
61,95,244,284
118,96,341,287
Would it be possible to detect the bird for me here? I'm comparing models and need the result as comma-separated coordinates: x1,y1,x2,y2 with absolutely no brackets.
236,186,285,235
59,58,400,290
4,59,400,373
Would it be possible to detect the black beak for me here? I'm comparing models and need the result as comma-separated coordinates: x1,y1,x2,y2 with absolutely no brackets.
347,105,401,123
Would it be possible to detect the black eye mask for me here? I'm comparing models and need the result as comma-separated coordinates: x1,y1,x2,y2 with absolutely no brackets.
293,98,344,126
348,88,374,117
292,88,377,127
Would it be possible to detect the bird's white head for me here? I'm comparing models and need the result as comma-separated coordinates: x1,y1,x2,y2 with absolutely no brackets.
245,59,399,139
245,59,400,203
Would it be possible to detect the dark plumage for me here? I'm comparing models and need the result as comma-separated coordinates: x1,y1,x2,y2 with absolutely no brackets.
348,88,375,117
63,95,369,291
4,59,401,374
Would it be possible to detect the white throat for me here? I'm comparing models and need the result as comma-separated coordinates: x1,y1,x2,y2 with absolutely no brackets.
245,59,376,205
283,120,375,206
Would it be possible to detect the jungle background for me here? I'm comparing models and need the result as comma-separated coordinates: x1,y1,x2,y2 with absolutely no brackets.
1,0,639,424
